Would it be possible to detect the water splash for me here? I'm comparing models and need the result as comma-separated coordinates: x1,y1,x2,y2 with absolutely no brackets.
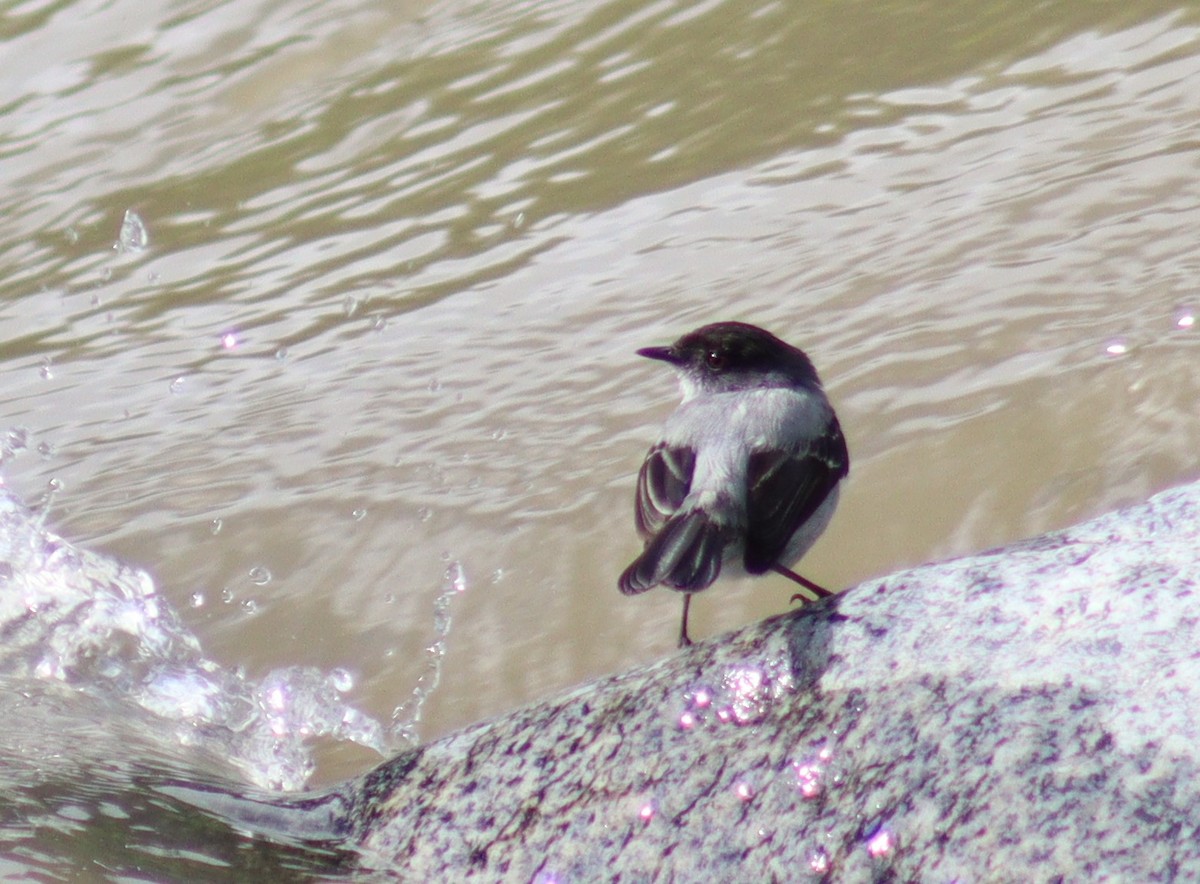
677,658,797,731
719,666,769,725
390,560,468,745
0,487,391,791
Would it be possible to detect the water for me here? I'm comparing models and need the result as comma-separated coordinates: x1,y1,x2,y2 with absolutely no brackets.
3,0,1200,874
0,486,392,792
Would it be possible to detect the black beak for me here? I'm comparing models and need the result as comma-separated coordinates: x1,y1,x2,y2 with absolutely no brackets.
636,345,682,364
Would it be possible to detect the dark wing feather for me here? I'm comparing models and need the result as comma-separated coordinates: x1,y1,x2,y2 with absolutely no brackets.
633,444,696,538
743,419,849,574
620,443,729,595
619,509,732,595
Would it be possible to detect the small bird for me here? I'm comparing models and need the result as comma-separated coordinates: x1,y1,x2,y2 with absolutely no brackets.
619,321,849,647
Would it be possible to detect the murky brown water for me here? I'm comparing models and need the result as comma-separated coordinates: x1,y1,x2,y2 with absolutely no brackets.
3,0,1200,871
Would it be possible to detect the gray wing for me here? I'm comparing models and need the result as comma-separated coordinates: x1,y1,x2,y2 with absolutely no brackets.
743,418,848,574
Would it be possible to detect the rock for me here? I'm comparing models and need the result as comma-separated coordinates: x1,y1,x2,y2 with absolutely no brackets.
333,480,1200,880
7,480,1199,878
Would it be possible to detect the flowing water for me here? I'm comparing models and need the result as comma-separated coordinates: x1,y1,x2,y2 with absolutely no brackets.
3,0,1200,874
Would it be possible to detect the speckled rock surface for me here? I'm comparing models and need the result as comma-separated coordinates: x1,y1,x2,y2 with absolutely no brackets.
337,480,1200,880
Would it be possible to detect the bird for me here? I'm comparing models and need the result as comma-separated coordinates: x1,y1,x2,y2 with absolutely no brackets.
618,321,849,647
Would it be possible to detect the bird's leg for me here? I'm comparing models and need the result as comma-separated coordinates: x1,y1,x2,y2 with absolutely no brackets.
770,563,834,603
678,594,693,648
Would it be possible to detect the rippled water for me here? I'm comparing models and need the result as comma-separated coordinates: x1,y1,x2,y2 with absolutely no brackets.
3,0,1200,873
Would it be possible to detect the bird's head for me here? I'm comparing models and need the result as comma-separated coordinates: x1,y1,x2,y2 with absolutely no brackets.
637,321,820,396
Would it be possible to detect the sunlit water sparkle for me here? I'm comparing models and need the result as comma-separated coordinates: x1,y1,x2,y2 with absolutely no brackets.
0,487,398,792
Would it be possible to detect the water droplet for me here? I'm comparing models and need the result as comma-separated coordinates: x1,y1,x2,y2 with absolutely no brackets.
427,378,442,393
343,296,359,317
866,828,894,857
1174,305,1196,330
733,780,754,801
445,561,467,594
808,847,831,874
1,428,29,464
794,760,824,799
116,209,148,252
352,508,367,521
248,566,271,586
1103,337,1128,358
490,568,505,584
169,376,186,394
274,347,289,361
210,518,223,535
189,591,205,608
512,212,525,229
240,598,259,614
36,441,54,459
638,800,656,822
64,226,79,245
383,592,395,604
330,668,354,692
370,316,387,332
417,506,433,523
39,359,53,380
220,331,240,350
721,665,769,725
220,587,235,604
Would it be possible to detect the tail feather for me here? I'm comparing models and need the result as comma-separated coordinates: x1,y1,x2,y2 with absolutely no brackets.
619,509,731,595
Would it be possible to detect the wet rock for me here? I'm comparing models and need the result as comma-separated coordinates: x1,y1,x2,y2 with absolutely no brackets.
340,480,1200,879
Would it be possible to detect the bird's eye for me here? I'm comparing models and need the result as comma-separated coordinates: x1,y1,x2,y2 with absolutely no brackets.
705,350,726,370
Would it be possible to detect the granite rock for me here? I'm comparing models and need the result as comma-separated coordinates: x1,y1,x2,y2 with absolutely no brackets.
337,480,1200,880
